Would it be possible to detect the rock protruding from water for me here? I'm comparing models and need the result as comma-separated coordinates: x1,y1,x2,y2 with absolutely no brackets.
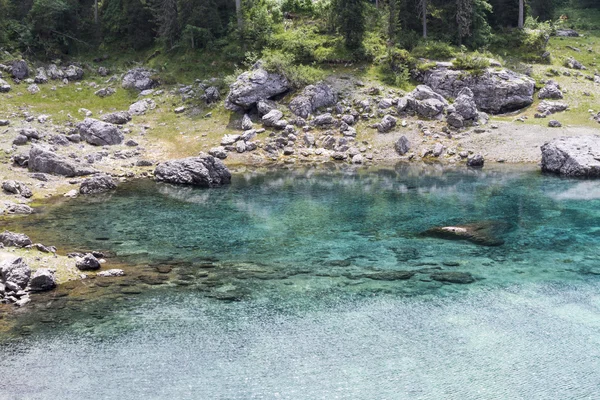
420,67,535,114
97,269,125,277
541,136,600,177
467,154,484,168
225,64,290,111
122,68,159,91
289,83,336,118
29,145,96,177
0,231,32,248
421,221,508,246
77,118,124,146
154,154,232,187
0,257,31,289
76,253,101,271
80,174,117,195
29,268,57,291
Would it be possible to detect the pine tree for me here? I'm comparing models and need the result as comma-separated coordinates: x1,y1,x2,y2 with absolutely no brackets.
457,0,473,44
334,0,366,50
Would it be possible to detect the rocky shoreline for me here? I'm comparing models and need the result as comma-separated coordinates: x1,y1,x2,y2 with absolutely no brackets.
1,56,600,313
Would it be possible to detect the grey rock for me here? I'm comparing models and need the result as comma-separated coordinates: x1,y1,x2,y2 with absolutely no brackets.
351,154,363,164
49,134,71,146
541,136,600,177
406,85,448,119
377,115,397,133
67,134,82,143
556,29,579,37
548,120,562,128
0,78,11,93
341,114,355,125
0,120,9,126
452,87,478,120
27,84,40,94
433,143,445,157
34,67,48,84
537,101,568,115
20,128,41,140
29,145,95,177
565,57,585,70
257,99,278,116
378,98,394,109
135,160,153,167
241,129,257,142
447,113,464,128
209,146,228,159
95,87,116,97
5,203,33,215
102,111,131,125
125,139,138,147
467,154,484,168
122,68,159,91
262,110,284,127
420,68,535,114
0,231,32,248
76,253,101,271
77,118,124,145
2,181,32,198
97,269,125,277
283,147,295,155
235,141,246,153
303,133,315,147
79,174,117,195
0,257,31,289
225,65,290,110
204,86,220,103
98,66,109,76
64,65,84,81
241,114,253,130
46,64,65,80
154,154,231,187
11,60,29,80
312,113,335,126
29,268,57,291
12,135,28,146
221,134,240,145
129,99,156,116
538,80,563,100
289,83,336,118
394,136,410,155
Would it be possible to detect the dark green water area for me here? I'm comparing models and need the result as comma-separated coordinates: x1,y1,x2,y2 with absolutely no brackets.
1,164,600,399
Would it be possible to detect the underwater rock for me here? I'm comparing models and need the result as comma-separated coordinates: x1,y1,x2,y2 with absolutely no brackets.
421,221,508,246
357,270,416,281
430,271,475,284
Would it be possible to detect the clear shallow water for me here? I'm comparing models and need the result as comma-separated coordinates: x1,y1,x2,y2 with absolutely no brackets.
2,164,600,399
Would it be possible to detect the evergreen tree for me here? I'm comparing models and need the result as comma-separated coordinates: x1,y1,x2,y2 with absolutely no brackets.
333,0,366,50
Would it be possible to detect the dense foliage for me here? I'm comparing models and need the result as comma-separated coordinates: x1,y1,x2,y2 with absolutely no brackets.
0,0,597,62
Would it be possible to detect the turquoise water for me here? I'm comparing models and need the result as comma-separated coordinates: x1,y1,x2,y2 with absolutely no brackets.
2,164,600,399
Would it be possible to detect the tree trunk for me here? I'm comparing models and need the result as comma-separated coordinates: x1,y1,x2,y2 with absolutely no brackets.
518,0,524,29
235,0,243,31
94,0,98,24
422,0,427,38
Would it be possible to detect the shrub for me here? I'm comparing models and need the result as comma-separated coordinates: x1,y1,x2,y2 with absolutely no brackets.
452,52,490,73
261,49,325,88
411,41,456,61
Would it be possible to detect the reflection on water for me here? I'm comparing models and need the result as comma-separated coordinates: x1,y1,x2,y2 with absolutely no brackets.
2,164,600,399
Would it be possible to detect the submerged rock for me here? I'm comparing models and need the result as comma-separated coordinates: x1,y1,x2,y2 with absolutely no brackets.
97,269,125,277
421,221,509,246
154,154,231,187
541,136,600,177
430,271,475,284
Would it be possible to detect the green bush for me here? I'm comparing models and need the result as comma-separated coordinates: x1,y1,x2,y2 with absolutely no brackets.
411,41,457,61
452,52,490,73
379,47,414,89
261,49,325,88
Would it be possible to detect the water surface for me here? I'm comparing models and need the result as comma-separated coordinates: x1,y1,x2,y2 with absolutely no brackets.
2,164,600,399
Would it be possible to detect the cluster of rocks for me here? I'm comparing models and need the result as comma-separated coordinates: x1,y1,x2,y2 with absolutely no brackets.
0,61,87,93
2,180,32,198
154,153,231,187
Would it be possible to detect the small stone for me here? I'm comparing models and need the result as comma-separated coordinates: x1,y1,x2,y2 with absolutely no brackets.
467,154,484,168
548,120,562,128
174,106,186,114
97,269,125,277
